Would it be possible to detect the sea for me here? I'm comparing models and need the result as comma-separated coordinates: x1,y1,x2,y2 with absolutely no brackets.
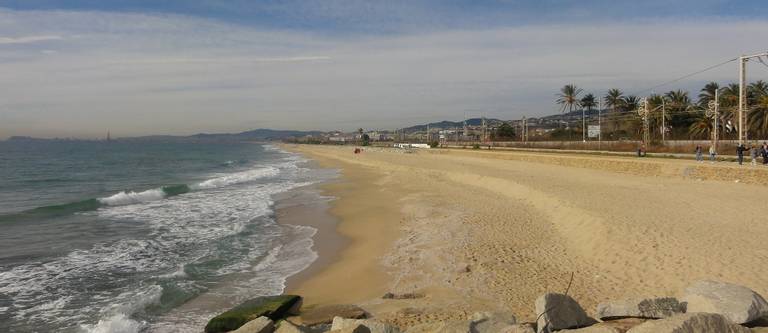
0,140,333,333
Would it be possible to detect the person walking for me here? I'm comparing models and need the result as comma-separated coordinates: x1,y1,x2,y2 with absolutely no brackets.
737,144,747,165
709,145,716,163
762,142,768,165
751,144,759,166
695,145,703,162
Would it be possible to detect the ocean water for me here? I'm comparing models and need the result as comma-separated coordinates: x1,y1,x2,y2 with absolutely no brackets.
0,141,332,332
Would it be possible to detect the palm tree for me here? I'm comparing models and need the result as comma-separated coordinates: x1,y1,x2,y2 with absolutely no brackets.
688,114,713,139
664,90,691,112
622,95,640,112
748,87,768,138
580,94,597,111
749,80,768,104
556,84,583,113
604,89,625,113
698,82,719,108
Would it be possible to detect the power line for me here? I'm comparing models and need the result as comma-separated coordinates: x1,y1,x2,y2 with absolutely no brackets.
632,57,738,96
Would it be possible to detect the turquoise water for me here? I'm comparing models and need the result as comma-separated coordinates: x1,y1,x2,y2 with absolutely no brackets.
0,141,329,332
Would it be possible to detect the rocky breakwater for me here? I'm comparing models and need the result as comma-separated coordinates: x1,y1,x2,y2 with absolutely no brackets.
204,280,768,332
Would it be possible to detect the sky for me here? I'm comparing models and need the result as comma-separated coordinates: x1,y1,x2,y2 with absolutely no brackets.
1,1,767,138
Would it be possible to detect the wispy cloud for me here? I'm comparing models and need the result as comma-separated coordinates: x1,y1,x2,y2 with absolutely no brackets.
0,35,62,44
0,7,766,139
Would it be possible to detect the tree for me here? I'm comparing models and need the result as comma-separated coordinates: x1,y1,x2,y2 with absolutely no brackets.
556,84,583,113
698,82,720,108
748,82,768,138
580,93,597,111
622,95,640,112
604,88,625,113
494,122,516,140
688,114,713,139
361,133,370,146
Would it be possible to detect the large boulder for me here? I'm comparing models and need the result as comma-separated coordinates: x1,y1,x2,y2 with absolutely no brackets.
626,312,751,333
597,297,685,320
535,293,596,333
231,317,274,333
300,304,367,326
205,295,303,333
682,280,768,324
331,317,401,333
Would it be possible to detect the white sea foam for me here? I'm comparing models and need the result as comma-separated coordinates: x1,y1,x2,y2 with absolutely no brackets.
98,188,166,206
192,166,279,190
1,147,331,332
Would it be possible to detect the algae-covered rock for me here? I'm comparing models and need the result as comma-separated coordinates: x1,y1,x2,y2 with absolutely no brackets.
205,295,302,333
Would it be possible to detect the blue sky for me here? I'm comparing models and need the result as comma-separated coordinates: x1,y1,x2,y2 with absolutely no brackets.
1,1,767,138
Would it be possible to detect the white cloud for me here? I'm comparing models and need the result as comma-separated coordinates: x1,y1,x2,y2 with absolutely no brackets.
0,34,62,44
0,8,766,139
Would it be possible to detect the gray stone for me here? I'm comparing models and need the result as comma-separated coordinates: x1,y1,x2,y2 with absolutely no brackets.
500,323,536,333
404,320,472,333
300,304,367,325
331,317,401,333
535,293,596,333
275,320,305,333
327,324,369,333
558,325,620,333
626,312,751,333
597,297,685,320
682,280,768,324
471,311,517,332
232,317,275,333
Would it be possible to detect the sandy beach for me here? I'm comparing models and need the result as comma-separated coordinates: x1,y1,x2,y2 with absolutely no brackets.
283,144,768,327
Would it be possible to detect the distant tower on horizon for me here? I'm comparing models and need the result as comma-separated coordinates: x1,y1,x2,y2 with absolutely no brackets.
106,130,111,142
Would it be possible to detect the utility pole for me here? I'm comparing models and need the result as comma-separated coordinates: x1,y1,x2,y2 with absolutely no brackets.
661,97,666,143
638,98,650,146
598,99,602,149
738,51,768,145
582,106,586,142
707,89,720,152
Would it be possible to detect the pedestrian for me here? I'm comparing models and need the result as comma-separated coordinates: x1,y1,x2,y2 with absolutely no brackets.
737,144,747,165
762,142,768,165
695,145,703,162
709,145,716,163
751,144,759,166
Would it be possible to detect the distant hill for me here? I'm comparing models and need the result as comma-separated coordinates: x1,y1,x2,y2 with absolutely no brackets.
119,128,322,142
401,118,505,133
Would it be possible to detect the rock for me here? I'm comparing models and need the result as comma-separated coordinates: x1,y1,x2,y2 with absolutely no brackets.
331,317,401,333
300,304,367,325
275,321,305,333
558,325,620,333
471,311,518,332
500,323,536,333
382,292,424,300
404,320,472,333
682,280,768,324
597,297,685,320
205,295,302,333
626,312,751,333
535,293,596,333
327,324,369,333
231,317,274,333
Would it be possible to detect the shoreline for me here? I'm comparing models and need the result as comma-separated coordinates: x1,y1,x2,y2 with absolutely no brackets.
280,145,405,308
274,171,348,293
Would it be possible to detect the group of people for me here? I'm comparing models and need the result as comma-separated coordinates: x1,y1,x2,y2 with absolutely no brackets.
695,142,768,165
